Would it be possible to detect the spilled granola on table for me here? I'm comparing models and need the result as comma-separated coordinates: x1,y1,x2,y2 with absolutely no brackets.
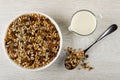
4,13,60,69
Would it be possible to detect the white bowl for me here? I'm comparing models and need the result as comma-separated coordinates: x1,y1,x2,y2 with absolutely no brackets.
4,12,63,71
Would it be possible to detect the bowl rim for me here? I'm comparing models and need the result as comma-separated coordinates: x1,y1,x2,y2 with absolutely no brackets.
4,11,63,71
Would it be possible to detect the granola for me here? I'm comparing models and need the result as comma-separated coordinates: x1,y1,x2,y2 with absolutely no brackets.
65,47,93,70
4,13,60,69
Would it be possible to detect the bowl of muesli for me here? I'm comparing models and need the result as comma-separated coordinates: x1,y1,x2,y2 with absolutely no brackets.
4,12,62,71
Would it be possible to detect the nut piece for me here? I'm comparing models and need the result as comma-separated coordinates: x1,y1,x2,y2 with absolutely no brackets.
4,13,60,69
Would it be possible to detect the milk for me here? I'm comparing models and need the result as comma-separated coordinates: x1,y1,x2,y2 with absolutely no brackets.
69,10,96,35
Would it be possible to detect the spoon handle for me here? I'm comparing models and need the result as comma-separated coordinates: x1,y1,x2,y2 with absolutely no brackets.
96,24,118,42
84,24,118,53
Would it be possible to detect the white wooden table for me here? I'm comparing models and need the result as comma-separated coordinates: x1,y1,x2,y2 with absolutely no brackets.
0,0,120,80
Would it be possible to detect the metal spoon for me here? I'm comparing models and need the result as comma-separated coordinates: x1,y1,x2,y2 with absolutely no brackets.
65,24,118,70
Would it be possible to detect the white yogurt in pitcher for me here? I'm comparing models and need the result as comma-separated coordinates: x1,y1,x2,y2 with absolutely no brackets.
69,10,97,35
